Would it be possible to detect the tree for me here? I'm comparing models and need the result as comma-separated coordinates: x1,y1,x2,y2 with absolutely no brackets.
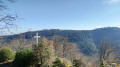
32,37,54,67
0,0,17,32
0,48,14,62
0,34,35,50
8,38,34,51
13,49,33,67
99,40,117,64
52,36,84,62
77,39,98,56
52,36,64,57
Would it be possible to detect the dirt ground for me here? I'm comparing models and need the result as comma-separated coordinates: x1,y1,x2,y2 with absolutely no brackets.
0,60,13,67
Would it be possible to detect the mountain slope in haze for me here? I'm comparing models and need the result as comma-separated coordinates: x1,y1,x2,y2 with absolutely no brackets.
93,27,120,46
1,27,120,56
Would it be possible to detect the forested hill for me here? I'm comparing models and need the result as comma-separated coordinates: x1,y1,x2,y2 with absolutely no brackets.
1,27,120,55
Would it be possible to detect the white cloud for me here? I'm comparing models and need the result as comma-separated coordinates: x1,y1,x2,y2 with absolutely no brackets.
103,0,120,4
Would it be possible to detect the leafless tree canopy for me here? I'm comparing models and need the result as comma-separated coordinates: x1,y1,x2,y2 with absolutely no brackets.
52,36,87,62
99,40,117,64
0,0,17,32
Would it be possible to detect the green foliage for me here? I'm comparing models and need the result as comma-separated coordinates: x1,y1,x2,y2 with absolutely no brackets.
0,48,14,62
52,58,65,67
77,39,98,56
73,59,86,67
13,49,33,67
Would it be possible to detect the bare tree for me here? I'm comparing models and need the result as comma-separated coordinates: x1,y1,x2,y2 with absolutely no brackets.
52,36,64,57
0,0,17,32
99,40,117,64
1,34,35,51
52,36,84,62
8,37,35,50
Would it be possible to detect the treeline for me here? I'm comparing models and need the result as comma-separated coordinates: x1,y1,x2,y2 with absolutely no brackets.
1,27,120,56
0,36,89,67
0,36,120,67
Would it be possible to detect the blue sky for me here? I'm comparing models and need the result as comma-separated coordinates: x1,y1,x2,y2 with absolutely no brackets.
7,0,120,33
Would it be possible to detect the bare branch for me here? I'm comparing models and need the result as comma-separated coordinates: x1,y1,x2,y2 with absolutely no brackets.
0,0,17,33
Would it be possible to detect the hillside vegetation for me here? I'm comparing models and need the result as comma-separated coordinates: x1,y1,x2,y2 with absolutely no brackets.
1,27,120,55
0,27,120,67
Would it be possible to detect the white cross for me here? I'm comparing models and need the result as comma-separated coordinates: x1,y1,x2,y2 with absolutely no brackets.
34,33,40,44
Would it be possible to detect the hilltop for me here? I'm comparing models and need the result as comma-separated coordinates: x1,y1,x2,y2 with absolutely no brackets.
1,27,120,55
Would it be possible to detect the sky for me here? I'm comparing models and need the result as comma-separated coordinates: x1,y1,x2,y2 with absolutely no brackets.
6,0,120,34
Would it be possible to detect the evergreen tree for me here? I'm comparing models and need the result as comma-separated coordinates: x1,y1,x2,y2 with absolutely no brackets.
32,37,54,67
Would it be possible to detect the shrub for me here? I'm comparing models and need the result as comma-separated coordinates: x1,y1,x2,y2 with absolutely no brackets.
73,59,86,67
0,48,14,63
13,49,33,67
52,58,66,67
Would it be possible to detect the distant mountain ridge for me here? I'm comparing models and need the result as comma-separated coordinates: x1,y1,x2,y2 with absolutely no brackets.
1,27,120,55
